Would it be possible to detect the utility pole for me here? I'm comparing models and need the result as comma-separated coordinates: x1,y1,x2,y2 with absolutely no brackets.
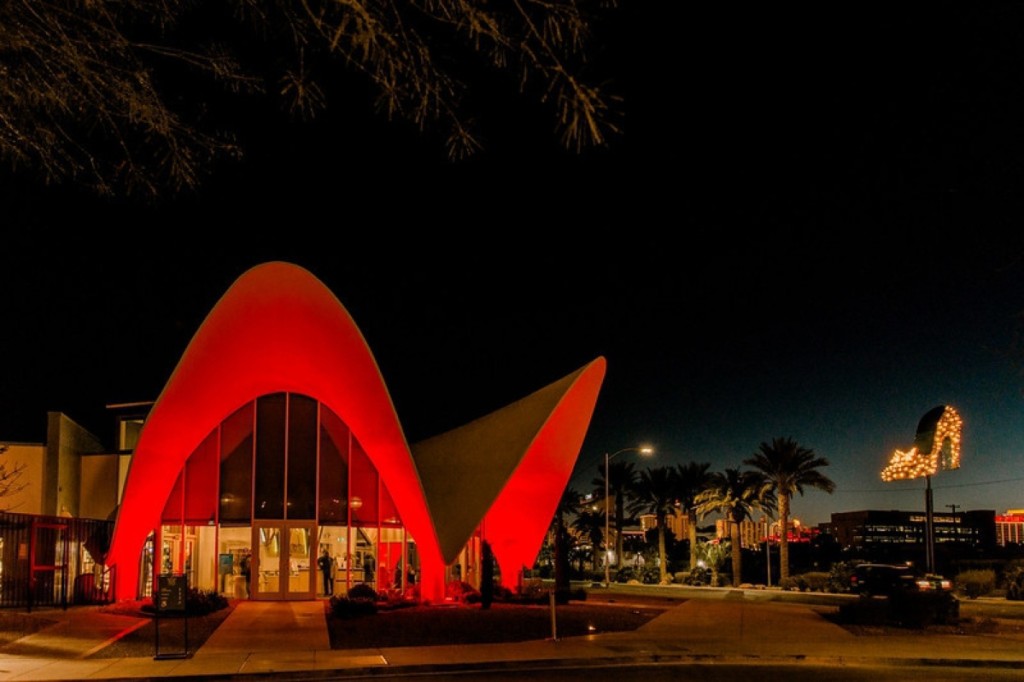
925,476,935,573
946,503,961,572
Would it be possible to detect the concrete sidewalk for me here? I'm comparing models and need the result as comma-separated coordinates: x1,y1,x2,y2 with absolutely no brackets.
2,590,1024,680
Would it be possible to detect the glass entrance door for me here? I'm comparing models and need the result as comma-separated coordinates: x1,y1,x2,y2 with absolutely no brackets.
252,522,315,600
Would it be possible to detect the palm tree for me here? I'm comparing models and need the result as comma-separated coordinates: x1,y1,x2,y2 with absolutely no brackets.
744,437,836,581
674,461,712,571
627,466,677,584
694,468,775,586
694,539,730,586
592,460,639,572
552,486,582,600
571,509,606,573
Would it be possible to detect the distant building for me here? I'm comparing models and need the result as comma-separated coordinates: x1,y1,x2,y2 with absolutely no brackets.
824,509,996,563
712,516,811,548
639,508,691,541
996,509,1024,546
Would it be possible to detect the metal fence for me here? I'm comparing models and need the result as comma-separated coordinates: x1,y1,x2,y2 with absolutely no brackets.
0,511,116,609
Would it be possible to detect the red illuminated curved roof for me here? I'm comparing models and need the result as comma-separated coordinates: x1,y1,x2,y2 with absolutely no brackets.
106,261,605,602
107,262,438,599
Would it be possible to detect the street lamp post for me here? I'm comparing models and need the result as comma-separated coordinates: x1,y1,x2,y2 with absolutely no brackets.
603,446,654,587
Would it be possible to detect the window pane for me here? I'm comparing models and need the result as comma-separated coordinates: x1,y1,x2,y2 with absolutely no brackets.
286,395,318,520
318,407,349,523
254,394,286,519
161,470,184,524
219,402,254,524
185,431,218,523
349,441,378,527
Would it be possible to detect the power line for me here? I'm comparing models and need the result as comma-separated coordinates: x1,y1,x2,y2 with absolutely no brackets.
834,475,1024,494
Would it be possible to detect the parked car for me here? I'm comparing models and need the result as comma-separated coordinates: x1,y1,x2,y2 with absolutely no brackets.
850,563,953,597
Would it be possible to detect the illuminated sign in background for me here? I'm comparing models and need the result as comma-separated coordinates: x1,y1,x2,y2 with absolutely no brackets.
881,405,962,482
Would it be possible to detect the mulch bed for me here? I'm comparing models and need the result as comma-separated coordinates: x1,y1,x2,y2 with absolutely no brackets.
326,600,669,649
87,600,238,659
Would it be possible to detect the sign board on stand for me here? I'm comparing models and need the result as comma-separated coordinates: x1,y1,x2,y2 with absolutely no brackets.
154,574,190,660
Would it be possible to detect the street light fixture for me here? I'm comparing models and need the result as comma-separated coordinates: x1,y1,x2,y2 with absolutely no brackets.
604,445,654,587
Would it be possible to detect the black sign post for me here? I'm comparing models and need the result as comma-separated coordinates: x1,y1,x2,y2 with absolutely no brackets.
154,573,190,660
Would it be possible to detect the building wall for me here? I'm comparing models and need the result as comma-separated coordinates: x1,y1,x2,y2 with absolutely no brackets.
715,517,771,548
636,510,695,542
118,454,132,504
80,454,121,520
828,509,997,552
0,443,45,514
44,412,105,517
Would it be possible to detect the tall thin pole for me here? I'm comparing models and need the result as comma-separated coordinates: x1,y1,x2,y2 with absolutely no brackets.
601,446,652,587
603,452,611,587
925,475,935,573
947,503,960,571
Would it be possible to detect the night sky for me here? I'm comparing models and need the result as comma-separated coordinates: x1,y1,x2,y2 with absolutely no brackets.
5,5,1024,529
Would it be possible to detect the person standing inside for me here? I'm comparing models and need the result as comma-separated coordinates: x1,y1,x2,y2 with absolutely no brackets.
363,552,375,586
317,548,333,596
240,549,252,598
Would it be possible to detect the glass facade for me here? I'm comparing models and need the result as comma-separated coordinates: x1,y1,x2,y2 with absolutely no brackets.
154,393,415,600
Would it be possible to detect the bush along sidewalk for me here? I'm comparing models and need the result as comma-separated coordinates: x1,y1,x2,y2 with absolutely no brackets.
837,590,960,629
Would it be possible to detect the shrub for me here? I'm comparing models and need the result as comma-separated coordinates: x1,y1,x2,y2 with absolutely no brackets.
639,566,661,584
141,588,228,616
778,575,808,592
956,569,996,599
614,566,636,583
347,583,379,601
517,579,549,602
888,590,960,628
186,588,229,615
1003,563,1024,601
837,588,960,629
800,572,831,592
682,567,710,586
445,580,481,603
778,573,831,592
328,583,381,618
827,561,856,593
329,594,378,618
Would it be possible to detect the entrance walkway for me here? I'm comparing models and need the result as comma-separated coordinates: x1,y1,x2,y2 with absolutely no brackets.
196,600,329,654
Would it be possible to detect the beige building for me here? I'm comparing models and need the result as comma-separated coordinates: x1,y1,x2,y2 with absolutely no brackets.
638,508,694,542
0,410,135,521
713,517,804,549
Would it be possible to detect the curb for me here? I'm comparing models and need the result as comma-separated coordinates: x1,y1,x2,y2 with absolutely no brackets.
116,651,1024,682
